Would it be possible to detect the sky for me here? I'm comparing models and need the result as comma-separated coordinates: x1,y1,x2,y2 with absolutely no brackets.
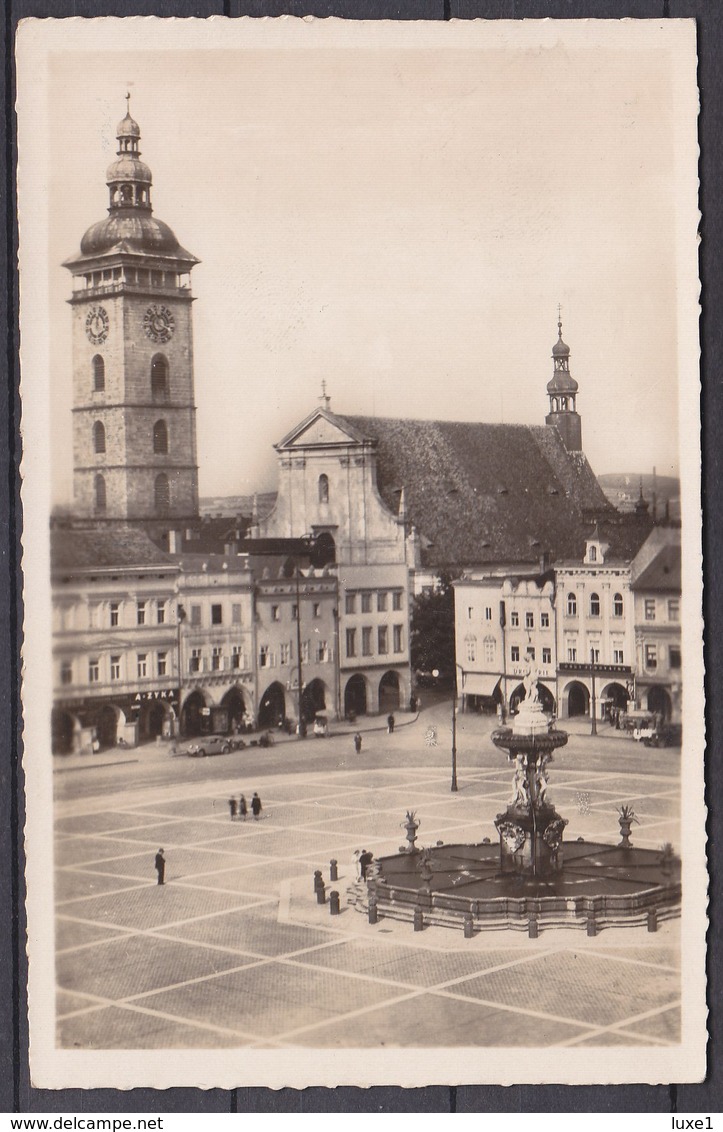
42,22,692,505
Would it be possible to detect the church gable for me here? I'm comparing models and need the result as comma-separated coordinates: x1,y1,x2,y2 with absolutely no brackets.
276,410,368,451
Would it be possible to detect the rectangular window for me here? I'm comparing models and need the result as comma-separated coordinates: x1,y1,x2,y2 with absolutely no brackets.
567,645,577,662
467,607,473,620
301,640,310,663
362,627,373,656
292,604,298,621
511,645,520,663
669,645,682,669
645,644,657,670
590,647,600,664
613,648,625,664
485,606,493,621
668,599,680,622
212,604,223,625
136,602,146,626
317,641,328,663
210,646,222,671
361,592,372,613
526,647,536,661
191,605,201,626
378,625,388,654
313,602,321,619
541,612,550,629
377,592,388,613
88,658,100,683
345,593,356,615
525,612,534,630
510,611,519,628
346,628,357,658
189,648,202,673
110,655,121,681
542,647,552,665
231,645,243,670
232,603,242,624
484,637,496,663
644,599,656,621
60,661,73,686
271,605,280,622
110,602,120,627
157,651,167,676
467,637,477,663
88,603,99,629
137,653,148,679
393,591,403,611
259,645,269,668
280,642,291,665
156,601,166,625
393,625,403,653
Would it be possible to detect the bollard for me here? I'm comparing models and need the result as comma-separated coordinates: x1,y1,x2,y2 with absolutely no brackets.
464,913,474,939
368,897,378,925
330,858,338,882
528,915,539,940
329,890,340,916
413,907,424,932
313,870,324,894
647,908,658,933
316,882,326,905
586,913,597,937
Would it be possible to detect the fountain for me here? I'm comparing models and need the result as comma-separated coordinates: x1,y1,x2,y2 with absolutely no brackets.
357,667,681,934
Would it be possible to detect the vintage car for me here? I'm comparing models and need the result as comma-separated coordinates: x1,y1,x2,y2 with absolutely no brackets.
185,734,233,758
313,713,329,738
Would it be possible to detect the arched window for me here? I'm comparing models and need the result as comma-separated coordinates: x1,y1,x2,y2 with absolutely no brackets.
154,473,170,515
483,635,496,664
92,355,105,392
465,634,477,663
589,544,597,562
93,421,106,454
153,420,168,455
566,593,577,617
318,474,329,504
151,354,169,400
94,474,106,513
613,593,624,618
589,592,601,617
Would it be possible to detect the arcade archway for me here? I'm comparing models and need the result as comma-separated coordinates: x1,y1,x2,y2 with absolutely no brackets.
51,708,79,755
565,681,590,718
258,682,286,728
648,685,672,720
509,681,555,715
181,690,210,737
97,704,124,749
301,678,329,722
344,674,368,718
221,686,248,733
379,671,401,713
139,700,172,743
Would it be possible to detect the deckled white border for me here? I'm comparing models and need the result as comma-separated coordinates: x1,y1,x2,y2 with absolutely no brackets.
17,15,705,1089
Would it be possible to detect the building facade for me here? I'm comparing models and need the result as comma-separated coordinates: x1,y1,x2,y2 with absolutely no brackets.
631,528,682,722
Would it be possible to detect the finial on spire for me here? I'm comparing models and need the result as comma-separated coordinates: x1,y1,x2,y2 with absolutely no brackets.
557,302,563,338
319,380,331,410
126,91,131,108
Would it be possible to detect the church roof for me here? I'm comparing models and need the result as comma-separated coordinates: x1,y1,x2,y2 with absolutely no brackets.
51,526,175,574
335,414,615,568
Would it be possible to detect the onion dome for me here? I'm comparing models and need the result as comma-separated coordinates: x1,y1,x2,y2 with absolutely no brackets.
546,315,579,394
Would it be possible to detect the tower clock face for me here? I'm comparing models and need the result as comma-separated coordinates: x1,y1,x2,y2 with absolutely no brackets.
143,304,175,343
85,305,109,345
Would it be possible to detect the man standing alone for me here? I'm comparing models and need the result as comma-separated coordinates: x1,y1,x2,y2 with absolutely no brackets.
155,848,166,886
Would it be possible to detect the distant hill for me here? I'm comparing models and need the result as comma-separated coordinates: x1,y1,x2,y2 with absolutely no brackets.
199,492,277,519
598,473,680,521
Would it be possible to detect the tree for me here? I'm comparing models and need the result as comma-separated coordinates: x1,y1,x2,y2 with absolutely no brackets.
410,573,456,683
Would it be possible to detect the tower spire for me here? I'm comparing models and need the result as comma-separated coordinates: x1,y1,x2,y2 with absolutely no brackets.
545,312,582,452
319,380,331,411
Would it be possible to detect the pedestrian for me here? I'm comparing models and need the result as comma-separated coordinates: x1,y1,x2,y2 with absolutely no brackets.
251,792,262,820
353,849,362,881
239,794,248,820
359,849,373,880
354,731,362,754
228,796,238,821
387,713,395,734
154,848,165,886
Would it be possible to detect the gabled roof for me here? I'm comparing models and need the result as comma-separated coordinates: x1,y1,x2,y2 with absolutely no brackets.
275,408,372,451
51,526,175,574
332,415,614,568
632,543,681,592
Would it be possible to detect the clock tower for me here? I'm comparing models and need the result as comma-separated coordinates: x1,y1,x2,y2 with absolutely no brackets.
64,97,200,533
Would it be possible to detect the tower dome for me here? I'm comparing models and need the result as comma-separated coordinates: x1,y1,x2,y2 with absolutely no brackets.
546,315,578,394
545,311,582,451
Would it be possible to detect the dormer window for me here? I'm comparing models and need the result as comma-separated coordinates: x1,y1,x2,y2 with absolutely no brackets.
589,545,597,562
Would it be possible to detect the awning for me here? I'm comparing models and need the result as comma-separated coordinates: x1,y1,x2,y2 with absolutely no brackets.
463,673,501,697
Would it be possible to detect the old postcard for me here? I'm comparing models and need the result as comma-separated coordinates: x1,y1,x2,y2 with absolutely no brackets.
17,16,705,1089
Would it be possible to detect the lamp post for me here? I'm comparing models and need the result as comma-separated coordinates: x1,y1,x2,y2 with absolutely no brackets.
295,565,305,739
436,667,459,792
590,648,597,736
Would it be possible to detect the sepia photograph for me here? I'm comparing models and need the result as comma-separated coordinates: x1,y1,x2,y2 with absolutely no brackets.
17,15,705,1089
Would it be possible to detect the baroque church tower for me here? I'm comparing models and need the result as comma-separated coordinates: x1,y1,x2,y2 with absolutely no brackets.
545,312,582,452
64,97,200,532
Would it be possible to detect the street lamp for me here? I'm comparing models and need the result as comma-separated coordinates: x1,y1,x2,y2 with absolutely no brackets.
294,565,306,739
435,667,458,793
590,648,598,736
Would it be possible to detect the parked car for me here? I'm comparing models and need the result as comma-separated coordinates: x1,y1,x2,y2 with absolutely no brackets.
644,723,683,749
185,735,233,758
313,713,329,738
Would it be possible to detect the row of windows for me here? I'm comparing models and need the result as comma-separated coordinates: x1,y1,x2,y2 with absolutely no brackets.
91,354,171,399
644,598,680,622
345,591,404,614
509,646,554,665
268,602,323,622
565,592,625,618
644,643,682,671
346,625,404,657
93,420,170,455
259,641,332,668
94,473,170,514
61,651,171,686
189,646,246,674
182,603,244,628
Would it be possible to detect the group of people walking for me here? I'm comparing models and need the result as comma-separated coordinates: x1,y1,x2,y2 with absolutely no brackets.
228,792,262,821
